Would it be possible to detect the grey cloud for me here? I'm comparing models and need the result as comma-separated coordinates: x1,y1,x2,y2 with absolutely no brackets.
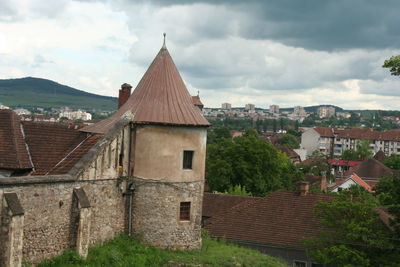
117,0,400,51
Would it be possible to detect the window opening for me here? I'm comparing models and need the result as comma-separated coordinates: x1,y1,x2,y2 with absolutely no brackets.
179,202,191,221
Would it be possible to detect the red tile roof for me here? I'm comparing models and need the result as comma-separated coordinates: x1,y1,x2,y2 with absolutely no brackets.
313,126,400,142
327,159,361,167
202,193,260,218
205,190,334,248
22,121,99,175
82,44,210,134
191,95,204,108
0,110,32,170
331,173,373,192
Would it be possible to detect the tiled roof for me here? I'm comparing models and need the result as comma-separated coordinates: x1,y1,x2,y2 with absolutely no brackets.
0,109,32,170
202,193,260,218
205,190,334,248
81,44,210,134
344,158,396,180
327,159,361,167
22,121,99,175
314,126,400,142
331,173,373,192
373,150,386,162
313,126,334,137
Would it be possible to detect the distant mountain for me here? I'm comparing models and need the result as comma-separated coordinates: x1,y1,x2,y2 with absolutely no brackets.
0,77,117,110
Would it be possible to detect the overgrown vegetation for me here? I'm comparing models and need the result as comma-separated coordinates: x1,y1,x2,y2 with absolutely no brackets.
206,128,302,196
37,233,287,267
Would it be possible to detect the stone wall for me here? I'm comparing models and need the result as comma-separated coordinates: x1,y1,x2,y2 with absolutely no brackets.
131,178,203,249
0,177,126,264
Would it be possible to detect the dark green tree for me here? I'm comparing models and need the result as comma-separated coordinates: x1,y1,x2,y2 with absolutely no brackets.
357,139,373,160
341,149,360,161
206,129,302,196
374,176,400,238
279,118,284,130
262,119,269,132
277,134,300,149
383,155,400,170
306,187,399,266
273,119,277,133
383,55,400,76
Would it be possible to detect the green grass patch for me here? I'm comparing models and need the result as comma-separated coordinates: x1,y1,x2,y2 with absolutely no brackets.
37,233,287,267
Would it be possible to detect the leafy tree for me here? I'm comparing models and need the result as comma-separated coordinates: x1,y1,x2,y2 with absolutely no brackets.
383,55,400,76
262,119,269,132
357,139,373,160
374,176,400,238
277,133,300,149
206,129,302,196
207,126,231,144
279,118,284,130
287,128,301,137
306,187,399,266
383,155,400,170
223,185,252,196
273,119,277,133
341,149,360,161
308,150,326,159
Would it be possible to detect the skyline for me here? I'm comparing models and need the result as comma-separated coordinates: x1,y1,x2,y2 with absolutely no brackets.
1,0,400,110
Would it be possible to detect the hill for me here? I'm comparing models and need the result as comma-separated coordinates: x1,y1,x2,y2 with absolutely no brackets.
37,234,287,267
0,77,117,110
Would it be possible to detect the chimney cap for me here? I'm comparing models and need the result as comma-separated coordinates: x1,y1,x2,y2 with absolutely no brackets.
121,83,132,90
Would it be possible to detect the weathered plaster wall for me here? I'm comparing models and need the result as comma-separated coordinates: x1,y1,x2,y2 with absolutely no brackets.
0,178,125,264
131,178,203,249
133,125,207,182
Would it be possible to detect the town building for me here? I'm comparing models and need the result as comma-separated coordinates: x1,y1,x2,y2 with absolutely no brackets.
221,103,232,110
59,109,92,121
245,103,255,111
301,126,400,157
316,106,335,118
0,39,209,266
270,104,279,114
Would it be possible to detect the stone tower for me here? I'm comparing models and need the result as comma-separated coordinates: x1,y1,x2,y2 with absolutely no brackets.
82,38,210,249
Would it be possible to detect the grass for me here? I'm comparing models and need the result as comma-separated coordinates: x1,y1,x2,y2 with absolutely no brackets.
36,233,287,267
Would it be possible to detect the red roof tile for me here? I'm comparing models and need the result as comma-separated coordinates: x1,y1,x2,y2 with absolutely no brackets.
205,190,334,248
202,193,260,218
331,173,373,192
191,95,204,108
21,121,98,176
313,126,334,137
327,159,361,167
82,44,210,134
0,110,32,170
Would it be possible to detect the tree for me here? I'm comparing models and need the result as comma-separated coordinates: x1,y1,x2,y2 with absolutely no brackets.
341,149,360,161
279,118,284,130
357,139,373,160
277,133,300,149
306,187,400,266
273,119,277,133
383,155,400,170
383,55,400,76
262,119,269,132
207,126,231,144
206,129,302,196
374,176,400,238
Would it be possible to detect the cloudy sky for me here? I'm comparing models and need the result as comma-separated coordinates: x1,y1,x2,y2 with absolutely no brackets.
1,0,400,109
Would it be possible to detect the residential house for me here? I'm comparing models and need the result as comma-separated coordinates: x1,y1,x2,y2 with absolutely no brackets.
329,173,374,193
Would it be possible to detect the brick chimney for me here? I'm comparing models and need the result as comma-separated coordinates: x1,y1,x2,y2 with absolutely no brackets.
118,83,132,109
300,181,309,196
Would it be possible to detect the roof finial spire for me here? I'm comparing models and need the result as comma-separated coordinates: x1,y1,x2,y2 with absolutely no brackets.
197,90,200,96
163,32,166,48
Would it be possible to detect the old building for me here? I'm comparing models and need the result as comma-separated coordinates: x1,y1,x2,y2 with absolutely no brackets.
0,39,209,266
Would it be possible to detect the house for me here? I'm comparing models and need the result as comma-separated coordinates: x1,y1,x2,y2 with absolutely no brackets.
344,158,397,183
0,38,209,266
301,126,400,157
204,183,334,266
329,173,374,192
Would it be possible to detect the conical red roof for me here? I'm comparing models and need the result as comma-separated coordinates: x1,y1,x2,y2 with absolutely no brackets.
81,45,210,134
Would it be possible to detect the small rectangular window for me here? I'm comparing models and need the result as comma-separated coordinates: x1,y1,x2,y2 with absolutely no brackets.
183,150,194,169
179,202,191,221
